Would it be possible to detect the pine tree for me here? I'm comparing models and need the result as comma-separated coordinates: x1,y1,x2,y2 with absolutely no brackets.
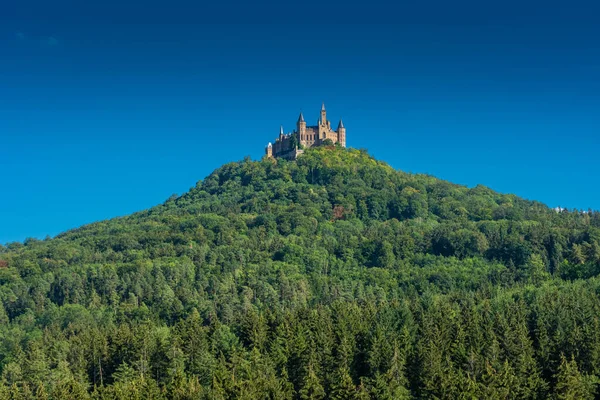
553,355,598,400
526,254,549,284
49,378,89,400
168,371,204,400
209,355,231,400
570,244,586,265
329,365,355,400
0,383,9,400
481,359,517,398
384,345,410,399
299,364,325,400
354,378,371,400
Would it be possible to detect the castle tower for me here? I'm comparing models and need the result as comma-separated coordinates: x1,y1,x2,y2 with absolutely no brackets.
297,112,306,141
266,142,273,157
337,119,346,147
320,102,327,126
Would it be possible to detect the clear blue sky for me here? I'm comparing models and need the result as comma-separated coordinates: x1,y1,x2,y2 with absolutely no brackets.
1,1,599,244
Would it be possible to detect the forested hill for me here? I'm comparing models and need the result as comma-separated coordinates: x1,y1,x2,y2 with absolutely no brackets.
1,146,600,399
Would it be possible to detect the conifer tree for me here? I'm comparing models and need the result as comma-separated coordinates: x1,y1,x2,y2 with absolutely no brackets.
481,359,517,398
526,254,549,284
299,364,325,400
384,344,410,398
329,365,355,400
354,378,370,400
553,355,598,400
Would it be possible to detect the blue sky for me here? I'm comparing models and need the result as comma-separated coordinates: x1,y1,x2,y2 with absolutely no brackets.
1,1,599,244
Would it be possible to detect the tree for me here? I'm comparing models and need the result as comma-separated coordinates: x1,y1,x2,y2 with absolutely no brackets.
299,364,325,400
329,365,355,400
526,254,549,284
569,244,586,265
553,355,598,400
376,241,396,269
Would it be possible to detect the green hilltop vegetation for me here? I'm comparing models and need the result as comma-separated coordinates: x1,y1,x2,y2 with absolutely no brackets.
1,146,600,399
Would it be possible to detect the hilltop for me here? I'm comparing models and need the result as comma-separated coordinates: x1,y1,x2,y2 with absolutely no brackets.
1,146,600,399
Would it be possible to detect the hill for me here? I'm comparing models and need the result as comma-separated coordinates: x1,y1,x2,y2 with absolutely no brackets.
1,146,600,399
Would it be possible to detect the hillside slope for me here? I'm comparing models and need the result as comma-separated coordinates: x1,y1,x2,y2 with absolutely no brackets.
1,147,600,399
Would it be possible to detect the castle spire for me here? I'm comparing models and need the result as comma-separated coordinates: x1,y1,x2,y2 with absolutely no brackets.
338,119,344,129
297,112,305,123
320,102,327,126
280,125,284,135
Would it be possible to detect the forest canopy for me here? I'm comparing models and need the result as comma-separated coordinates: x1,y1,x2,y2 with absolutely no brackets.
1,146,600,399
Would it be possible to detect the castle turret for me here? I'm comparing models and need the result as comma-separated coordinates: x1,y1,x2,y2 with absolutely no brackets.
266,142,273,158
297,112,306,139
337,119,346,147
320,102,327,126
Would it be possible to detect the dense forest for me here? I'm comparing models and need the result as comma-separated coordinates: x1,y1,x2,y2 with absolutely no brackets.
1,146,600,399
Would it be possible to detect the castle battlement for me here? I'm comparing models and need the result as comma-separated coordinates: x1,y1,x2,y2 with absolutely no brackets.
266,103,346,160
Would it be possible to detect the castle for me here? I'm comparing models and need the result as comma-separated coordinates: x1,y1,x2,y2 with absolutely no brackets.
265,103,346,160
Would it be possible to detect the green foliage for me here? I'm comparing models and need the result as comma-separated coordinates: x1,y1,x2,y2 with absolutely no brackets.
553,355,598,399
0,146,599,398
